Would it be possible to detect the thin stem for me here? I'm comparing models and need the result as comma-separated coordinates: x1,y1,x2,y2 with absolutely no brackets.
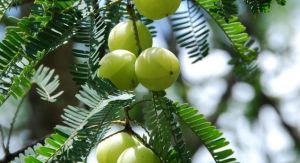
131,120,151,141
88,0,122,17
0,134,50,163
100,130,124,142
128,99,151,111
111,120,127,126
0,125,7,155
130,127,163,162
126,1,142,54
124,107,133,131
99,125,157,159
6,97,25,153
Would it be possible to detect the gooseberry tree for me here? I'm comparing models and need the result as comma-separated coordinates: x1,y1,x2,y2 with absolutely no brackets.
0,0,286,163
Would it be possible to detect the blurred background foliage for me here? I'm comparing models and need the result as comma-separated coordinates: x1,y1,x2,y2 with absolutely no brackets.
0,0,300,163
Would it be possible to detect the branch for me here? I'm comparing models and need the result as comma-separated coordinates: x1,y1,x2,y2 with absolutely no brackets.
6,97,25,153
0,126,7,156
0,135,49,163
124,107,133,131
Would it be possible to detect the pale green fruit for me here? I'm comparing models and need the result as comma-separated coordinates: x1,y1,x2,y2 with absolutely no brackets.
133,0,181,20
97,50,139,90
117,145,161,163
135,47,180,91
108,20,152,55
96,132,139,163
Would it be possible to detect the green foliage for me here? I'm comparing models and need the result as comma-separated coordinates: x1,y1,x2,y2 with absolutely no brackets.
19,78,134,162
244,0,286,13
71,0,106,85
100,0,123,47
276,0,286,5
139,14,157,38
11,144,42,163
32,65,63,102
175,102,237,163
219,0,238,18
171,0,257,75
144,92,191,163
0,0,81,106
195,0,258,76
0,0,18,21
0,0,288,162
171,0,210,63
142,93,237,163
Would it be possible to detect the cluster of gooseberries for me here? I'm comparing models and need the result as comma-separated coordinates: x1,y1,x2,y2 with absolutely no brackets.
96,1,180,162
96,132,160,163
97,0,181,91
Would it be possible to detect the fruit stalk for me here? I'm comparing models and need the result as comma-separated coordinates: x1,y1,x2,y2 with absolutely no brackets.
124,107,133,132
126,1,143,54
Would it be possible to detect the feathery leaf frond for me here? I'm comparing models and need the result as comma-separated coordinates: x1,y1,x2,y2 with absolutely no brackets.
0,0,81,106
219,0,238,19
144,92,191,163
71,0,106,84
244,0,286,13
11,144,42,163
31,65,63,103
171,0,210,63
22,78,134,162
174,102,237,163
196,0,258,76
159,96,192,162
